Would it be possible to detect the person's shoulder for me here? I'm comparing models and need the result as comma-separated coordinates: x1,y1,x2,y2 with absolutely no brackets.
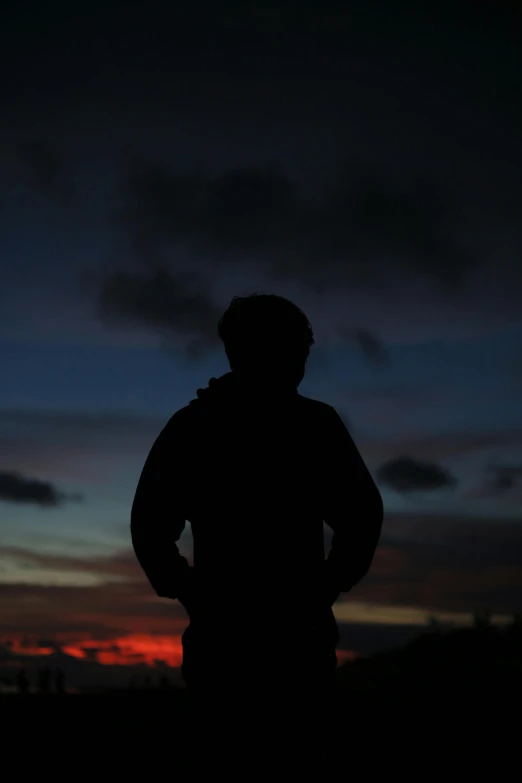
161,398,222,433
296,394,340,422
162,403,197,429
153,405,195,441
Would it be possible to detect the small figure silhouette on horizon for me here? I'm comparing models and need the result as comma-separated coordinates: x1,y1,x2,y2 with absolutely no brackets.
55,668,65,694
38,667,51,695
16,668,29,695
131,293,383,717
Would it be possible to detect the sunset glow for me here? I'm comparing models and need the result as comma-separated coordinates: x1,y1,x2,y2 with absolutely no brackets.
62,635,184,667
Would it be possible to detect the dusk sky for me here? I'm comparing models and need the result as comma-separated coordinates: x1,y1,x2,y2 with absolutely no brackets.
1,1,522,689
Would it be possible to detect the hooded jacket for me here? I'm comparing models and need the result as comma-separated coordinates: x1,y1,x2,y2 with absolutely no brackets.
131,370,383,629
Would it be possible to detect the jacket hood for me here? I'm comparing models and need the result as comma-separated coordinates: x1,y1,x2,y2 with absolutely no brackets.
189,371,299,407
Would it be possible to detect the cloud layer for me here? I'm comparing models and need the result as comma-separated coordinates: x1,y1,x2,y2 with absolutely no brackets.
114,164,472,287
376,456,456,493
0,470,82,507
2,509,521,689
95,163,476,358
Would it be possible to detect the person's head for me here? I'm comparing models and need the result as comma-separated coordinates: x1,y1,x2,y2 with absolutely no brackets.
218,293,314,388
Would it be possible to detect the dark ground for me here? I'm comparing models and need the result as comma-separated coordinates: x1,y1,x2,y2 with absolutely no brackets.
3,623,521,773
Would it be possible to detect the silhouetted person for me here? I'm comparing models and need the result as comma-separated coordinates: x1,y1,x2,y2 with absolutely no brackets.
55,668,65,694
159,675,171,689
131,294,383,717
38,667,51,694
16,668,29,695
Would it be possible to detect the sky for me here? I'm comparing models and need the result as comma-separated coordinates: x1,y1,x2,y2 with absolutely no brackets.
1,0,522,690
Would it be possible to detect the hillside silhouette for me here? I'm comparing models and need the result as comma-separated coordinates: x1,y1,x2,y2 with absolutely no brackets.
336,613,522,700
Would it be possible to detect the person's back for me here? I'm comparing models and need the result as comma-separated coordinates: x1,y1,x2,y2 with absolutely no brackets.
131,294,383,705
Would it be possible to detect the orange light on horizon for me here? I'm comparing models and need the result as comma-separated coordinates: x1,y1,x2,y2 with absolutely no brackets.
336,649,358,665
65,634,184,667
1,633,183,668
3,638,57,657
2,633,357,671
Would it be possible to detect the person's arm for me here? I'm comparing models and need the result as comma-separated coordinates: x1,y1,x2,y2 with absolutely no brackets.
130,413,195,609
321,407,383,604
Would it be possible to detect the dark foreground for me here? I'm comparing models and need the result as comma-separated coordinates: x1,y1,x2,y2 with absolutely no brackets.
3,678,520,775
3,622,521,772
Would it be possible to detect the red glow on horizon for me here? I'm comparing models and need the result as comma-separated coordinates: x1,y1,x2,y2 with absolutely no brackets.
336,649,358,664
65,635,184,666
4,638,57,657
2,634,357,670
1,633,183,668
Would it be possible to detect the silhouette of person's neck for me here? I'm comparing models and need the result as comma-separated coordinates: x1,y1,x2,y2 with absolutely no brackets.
232,368,299,396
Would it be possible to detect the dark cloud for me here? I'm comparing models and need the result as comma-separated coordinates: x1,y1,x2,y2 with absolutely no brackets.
0,408,166,479
15,139,69,200
347,180,471,287
113,163,472,292
114,164,299,264
383,513,522,573
36,638,63,652
353,512,522,615
0,579,189,639
363,429,522,466
97,268,222,356
3,1,522,342
97,265,390,366
95,159,474,365
332,324,391,367
337,622,423,656
352,330,390,366
82,647,101,661
483,464,522,496
376,456,456,493
0,470,83,507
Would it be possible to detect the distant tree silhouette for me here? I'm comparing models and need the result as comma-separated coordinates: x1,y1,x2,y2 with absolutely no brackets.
159,675,171,689
510,613,522,632
16,668,29,694
38,668,51,694
506,614,522,651
55,668,65,694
